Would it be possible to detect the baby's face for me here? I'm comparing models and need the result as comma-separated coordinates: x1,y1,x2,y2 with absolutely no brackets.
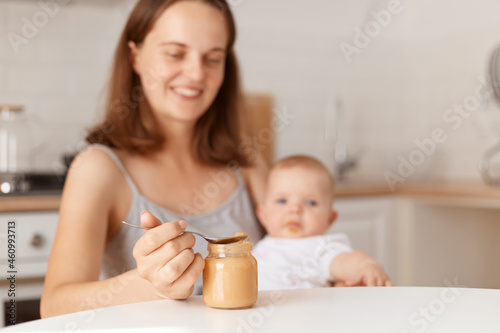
258,166,336,238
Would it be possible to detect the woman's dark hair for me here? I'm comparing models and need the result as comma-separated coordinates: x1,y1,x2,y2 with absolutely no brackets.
86,0,251,166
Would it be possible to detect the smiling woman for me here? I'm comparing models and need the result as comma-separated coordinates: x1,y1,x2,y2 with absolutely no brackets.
40,0,268,318
86,0,245,164
127,2,228,126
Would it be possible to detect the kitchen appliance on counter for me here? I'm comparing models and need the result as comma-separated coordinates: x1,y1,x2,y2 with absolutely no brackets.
325,96,358,181
0,172,65,195
479,44,500,185
0,104,66,195
1,105,44,174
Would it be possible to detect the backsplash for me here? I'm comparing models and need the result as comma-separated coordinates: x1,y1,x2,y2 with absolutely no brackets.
233,0,500,184
1,0,500,184
0,0,134,173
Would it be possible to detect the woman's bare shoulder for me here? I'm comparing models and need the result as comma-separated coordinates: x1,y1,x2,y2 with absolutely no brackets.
61,145,129,211
67,146,124,182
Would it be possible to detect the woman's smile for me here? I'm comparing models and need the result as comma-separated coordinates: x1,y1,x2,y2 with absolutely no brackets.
171,86,203,99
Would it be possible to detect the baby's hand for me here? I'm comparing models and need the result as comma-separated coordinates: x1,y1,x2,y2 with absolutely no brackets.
344,259,393,287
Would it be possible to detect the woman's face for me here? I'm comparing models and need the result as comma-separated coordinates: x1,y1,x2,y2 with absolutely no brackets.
130,1,228,124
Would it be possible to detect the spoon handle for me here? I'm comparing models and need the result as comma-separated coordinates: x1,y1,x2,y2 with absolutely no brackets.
122,221,150,229
121,221,208,240
122,221,247,244
185,231,213,242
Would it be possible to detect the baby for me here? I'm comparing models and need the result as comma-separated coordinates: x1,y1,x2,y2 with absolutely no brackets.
253,155,392,290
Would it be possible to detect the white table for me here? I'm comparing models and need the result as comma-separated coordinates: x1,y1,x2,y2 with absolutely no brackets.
5,287,500,332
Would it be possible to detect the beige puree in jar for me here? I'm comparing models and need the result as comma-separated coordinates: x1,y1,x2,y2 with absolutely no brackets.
203,232,258,309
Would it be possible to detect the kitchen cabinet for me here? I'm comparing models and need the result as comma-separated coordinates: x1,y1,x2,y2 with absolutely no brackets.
400,197,500,289
0,211,58,278
0,210,59,327
330,185,500,289
328,196,398,282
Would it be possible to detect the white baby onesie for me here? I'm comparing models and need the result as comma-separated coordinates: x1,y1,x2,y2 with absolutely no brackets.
253,233,352,291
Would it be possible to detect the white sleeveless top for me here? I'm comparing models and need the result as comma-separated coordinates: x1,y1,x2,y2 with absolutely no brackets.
93,144,265,295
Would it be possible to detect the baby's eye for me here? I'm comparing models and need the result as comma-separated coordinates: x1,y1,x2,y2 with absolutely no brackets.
306,200,317,206
276,198,287,205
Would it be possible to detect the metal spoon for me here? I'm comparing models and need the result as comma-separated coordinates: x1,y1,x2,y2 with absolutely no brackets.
121,221,247,244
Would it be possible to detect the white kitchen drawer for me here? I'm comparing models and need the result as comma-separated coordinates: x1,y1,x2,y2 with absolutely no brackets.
0,211,58,277
327,196,398,282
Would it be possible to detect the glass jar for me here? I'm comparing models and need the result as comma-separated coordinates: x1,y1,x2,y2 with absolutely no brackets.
0,105,30,173
0,105,48,174
203,235,258,309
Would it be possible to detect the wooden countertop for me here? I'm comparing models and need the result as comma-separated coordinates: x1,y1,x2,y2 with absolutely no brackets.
335,182,500,199
0,195,61,213
1,182,499,213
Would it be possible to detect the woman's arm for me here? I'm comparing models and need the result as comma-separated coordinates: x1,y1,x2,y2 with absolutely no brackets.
40,148,203,317
329,250,393,287
41,148,132,316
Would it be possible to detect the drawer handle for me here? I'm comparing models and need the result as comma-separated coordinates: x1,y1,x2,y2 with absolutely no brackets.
30,233,44,248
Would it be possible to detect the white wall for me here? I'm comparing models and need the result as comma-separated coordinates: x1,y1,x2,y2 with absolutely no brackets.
2,0,500,184
233,0,500,183
0,0,134,172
